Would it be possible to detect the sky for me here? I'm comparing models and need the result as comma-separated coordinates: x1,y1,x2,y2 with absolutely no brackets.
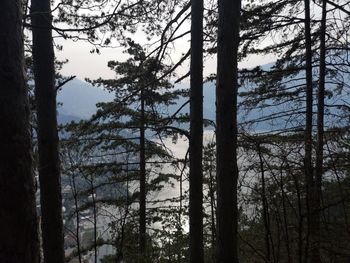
51,0,279,83
52,0,327,84
55,30,276,82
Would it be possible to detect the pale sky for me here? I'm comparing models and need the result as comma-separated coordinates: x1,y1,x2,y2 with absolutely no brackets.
52,0,327,83
55,18,276,83
56,38,276,82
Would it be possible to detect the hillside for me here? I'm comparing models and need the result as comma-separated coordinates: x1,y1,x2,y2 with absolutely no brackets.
57,78,217,124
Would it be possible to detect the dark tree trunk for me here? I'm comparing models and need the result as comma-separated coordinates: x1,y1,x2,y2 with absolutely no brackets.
0,0,39,262
117,164,130,263
71,172,82,263
31,0,65,262
189,0,204,261
279,159,292,263
215,0,241,262
303,0,318,262
139,85,146,261
209,164,217,262
291,170,304,263
313,0,327,260
88,180,98,263
257,144,272,262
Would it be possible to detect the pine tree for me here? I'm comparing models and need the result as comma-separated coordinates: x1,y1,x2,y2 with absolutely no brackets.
238,0,350,260
189,0,204,261
0,0,39,261
64,40,187,262
216,0,241,262
31,0,65,262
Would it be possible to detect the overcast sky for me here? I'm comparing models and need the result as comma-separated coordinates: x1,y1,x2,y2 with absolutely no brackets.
55,23,276,82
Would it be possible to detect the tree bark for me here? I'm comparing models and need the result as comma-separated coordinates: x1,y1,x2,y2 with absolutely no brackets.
279,158,292,263
31,0,65,262
71,172,82,263
208,158,217,262
90,181,98,263
313,0,327,261
189,0,204,261
257,144,272,262
139,84,146,261
215,0,241,262
117,162,130,263
0,0,39,262
303,0,318,261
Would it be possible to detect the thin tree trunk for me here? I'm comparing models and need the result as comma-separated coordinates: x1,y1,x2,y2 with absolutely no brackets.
257,144,272,262
139,84,146,261
89,180,98,263
291,170,304,263
178,150,188,226
71,172,82,263
189,0,204,260
279,160,292,263
209,160,216,262
313,0,327,260
31,0,65,262
215,0,241,262
179,161,183,222
0,0,39,261
67,150,82,263
117,159,130,263
303,0,317,261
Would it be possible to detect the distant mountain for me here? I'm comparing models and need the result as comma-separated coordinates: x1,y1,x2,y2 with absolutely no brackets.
56,77,301,133
57,78,216,124
57,113,81,124
57,75,348,133
56,78,277,132
57,78,114,121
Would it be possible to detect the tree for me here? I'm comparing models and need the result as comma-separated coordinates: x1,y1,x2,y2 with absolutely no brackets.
202,139,217,262
189,0,204,261
313,0,327,261
64,40,187,261
31,0,65,262
302,1,320,261
215,0,241,262
0,0,39,262
139,51,147,261
237,0,350,259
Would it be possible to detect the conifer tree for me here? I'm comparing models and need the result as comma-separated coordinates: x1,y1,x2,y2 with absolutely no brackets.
65,40,187,261
313,0,327,261
237,0,350,260
0,0,39,261
31,0,65,262
189,0,204,261
216,0,241,262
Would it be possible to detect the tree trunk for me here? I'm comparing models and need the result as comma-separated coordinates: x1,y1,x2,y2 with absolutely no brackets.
313,0,327,261
209,160,217,262
117,163,130,263
90,181,98,263
71,172,82,263
31,0,65,262
257,143,272,262
215,0,241,262
139,84,146,261
189,0,204,261
303,0,318,261
279,158,292,263
0,0,39,262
